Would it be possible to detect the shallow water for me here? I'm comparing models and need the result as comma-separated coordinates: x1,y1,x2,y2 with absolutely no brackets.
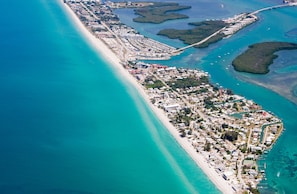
1,0,297,193
115,0,297,193
0,0,222,193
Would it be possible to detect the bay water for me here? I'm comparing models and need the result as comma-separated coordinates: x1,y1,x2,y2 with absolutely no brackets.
1,0,297,193
115,0,297,193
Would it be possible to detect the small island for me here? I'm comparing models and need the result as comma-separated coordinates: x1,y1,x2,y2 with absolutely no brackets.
157,13,259,49
158,20,227,48
133,2,191,24
232,42,297,74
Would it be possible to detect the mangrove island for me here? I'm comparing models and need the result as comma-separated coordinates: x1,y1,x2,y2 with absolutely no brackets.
232,42,297,74
133,2,191,24
158,20,227,48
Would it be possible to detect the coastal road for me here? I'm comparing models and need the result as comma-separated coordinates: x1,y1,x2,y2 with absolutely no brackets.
250,2,297,15
80,2,130,60
172,3,297,54
148,72,208,122
237,153,247,191
173,27,226,53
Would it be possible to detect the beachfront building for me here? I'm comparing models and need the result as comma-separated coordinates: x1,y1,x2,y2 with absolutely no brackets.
126,62,283,193
65,1,284,192
66,1,178,61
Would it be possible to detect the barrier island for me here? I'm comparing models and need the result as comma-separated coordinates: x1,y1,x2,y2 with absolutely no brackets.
64,1,284,193
133,2,191,24
232,42,297,74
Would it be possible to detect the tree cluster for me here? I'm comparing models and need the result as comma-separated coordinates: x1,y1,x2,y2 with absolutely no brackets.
222,131,239,142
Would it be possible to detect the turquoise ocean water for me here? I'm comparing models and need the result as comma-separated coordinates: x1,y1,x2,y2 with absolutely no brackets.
114,0,297,193
0,0,296,194
0,0,220,193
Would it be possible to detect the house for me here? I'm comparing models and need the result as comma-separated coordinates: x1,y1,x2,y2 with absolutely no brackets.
164,104,181,113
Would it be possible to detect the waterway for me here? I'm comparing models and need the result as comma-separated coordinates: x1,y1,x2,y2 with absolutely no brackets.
114,0,297,193
0,0,296,193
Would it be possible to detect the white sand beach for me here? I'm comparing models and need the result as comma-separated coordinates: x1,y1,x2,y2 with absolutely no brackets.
61,2,235,193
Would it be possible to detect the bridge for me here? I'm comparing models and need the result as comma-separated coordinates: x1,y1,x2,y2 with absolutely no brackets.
172,27,227,54
172,3,297,54
250,2,297,15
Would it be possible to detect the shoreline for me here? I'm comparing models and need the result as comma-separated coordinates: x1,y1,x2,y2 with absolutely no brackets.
60,1,236,193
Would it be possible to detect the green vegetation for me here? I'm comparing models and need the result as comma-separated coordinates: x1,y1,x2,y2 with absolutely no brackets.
240,144,248,153
249,187,260,194
144,76,165,88
232,42,297,74
173,107,193,126
166,76,209,89
144,79,164,89
133,2,191,24
158,20,227,48
222,131,239,142
204,97,214,109
189,87,209,95
175,113,192,126
204,141,211,151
